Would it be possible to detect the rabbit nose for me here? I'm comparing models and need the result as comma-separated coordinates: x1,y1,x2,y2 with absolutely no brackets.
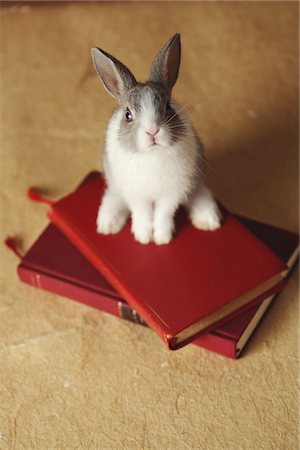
146,129,160,136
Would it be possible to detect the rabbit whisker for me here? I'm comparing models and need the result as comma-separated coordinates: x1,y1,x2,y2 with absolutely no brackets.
166,127,198,138
165,121,192,130
176,135,215,174
165,96,203,125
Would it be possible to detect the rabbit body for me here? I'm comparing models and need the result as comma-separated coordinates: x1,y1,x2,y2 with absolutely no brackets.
92,35,221,245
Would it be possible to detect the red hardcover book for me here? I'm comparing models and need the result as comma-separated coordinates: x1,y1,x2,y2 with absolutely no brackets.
45,173,288,349
13,213,298,358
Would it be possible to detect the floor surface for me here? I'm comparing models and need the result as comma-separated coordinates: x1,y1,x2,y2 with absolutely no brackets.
1,2,299,449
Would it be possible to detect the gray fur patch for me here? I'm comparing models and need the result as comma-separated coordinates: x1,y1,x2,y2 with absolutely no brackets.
118,82,187,150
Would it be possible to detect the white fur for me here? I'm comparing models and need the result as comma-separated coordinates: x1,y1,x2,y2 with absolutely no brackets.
137,92,171,151
97,105,222,245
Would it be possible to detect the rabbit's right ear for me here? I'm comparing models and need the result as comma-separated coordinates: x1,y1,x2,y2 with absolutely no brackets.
91,48,137,101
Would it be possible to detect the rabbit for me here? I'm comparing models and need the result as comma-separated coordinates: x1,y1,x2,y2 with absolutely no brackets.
91,33,222,245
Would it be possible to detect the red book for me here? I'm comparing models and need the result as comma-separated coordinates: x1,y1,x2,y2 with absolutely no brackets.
13,211,298,358
44,173,288,349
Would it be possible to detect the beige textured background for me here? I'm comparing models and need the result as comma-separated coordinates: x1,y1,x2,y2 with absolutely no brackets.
1,2,299,449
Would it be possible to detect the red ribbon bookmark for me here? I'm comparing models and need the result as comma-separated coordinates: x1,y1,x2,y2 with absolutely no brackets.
27,187,54,206
4,237,23,260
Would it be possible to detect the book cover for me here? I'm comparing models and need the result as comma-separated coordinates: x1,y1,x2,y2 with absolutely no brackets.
46,173,288,349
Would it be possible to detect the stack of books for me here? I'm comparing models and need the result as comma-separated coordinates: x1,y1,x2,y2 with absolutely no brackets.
9,172,299,358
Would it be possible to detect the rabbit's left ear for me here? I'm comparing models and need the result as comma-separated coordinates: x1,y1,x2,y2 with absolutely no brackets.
91,47,137,102
148,33,181,95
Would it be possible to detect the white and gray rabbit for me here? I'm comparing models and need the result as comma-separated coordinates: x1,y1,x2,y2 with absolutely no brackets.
91,33,221,245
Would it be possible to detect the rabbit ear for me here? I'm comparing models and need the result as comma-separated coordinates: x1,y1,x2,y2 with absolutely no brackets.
91,47,137,101
148,33,181,95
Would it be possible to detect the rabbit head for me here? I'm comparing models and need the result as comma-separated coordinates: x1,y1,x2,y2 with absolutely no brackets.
91,34,186,152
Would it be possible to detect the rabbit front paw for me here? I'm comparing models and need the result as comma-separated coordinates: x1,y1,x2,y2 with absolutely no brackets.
190,203,222,231
96,207,128,235
131,223,152,244
153,225,173,245
131,203,153,244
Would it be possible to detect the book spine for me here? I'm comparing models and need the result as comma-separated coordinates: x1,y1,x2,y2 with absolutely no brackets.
17,263,149,326
117,302,148,326
17,263,237,357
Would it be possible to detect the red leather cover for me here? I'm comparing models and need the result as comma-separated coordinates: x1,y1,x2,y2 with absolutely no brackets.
47,175,288,349
18,262,120,317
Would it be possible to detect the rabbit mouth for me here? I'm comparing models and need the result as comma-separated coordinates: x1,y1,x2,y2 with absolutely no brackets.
149,139,163,148
144,141,162,152
145,137,159,149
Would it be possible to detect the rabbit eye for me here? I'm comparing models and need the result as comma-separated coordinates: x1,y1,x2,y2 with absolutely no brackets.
125,108,133,122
